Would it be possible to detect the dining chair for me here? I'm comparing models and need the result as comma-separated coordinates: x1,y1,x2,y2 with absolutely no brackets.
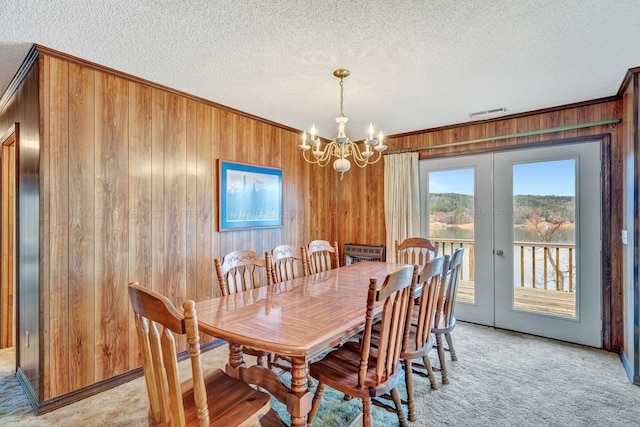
401,256,444,421
214,250,267,296
306,240,340,274
128,282,272,427
266,244,309,285
432,248,464,385
307,264,418,427
265,244,312,377
395,237,439,266
214,250,271,367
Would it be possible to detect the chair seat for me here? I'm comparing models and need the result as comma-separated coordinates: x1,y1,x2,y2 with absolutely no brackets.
309,341,400,399
432,315,456,332
181,368,272,426
401,325,436,358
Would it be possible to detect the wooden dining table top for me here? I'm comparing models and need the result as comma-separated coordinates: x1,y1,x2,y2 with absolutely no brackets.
194,261,411,358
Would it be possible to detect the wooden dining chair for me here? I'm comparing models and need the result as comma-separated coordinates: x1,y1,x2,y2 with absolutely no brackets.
401,256,444,421
128,282,271,427
395,237,439,266
214,250,270,367
308,264,418,427
306,240,340,274
265,244,312,378
214,250,267,296
266,244,309,285
432,248,464,385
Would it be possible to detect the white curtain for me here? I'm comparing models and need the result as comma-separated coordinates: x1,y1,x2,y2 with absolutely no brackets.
384,152,420,262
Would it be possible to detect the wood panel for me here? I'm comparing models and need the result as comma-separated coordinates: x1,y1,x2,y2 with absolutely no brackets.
151,89,165,295
95,71,129,380
163,92,187,350
48,56,70,397
68,62,95,390
185,99,198,308
39,54,51,400
128,81,152,368
195,103,214,302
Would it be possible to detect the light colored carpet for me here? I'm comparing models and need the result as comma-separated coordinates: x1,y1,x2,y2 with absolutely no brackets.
1,322,640,426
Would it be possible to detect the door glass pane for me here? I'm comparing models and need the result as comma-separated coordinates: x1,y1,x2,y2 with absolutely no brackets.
427,169,475,303
512,160,576,318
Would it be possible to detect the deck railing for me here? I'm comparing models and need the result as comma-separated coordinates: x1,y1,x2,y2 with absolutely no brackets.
430,238,576,293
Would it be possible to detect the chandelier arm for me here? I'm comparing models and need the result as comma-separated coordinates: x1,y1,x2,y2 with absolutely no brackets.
352,151,384,168
301,143,334,167
348,142,381,167
366,152,384,165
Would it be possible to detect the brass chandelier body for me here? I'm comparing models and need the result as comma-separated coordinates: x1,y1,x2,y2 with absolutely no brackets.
298,69,387,177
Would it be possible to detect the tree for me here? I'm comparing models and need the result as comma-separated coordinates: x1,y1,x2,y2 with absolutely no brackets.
521,206,572,291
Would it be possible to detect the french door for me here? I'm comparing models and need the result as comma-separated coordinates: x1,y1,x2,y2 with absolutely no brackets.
419,141,602,347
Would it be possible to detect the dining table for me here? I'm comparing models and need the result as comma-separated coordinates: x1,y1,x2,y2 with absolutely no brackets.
194,261,410,427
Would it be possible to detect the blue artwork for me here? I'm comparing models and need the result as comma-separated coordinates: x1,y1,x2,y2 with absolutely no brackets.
219,161,283,230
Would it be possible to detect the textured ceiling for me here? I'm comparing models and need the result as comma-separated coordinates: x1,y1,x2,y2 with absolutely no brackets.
1,1,640,140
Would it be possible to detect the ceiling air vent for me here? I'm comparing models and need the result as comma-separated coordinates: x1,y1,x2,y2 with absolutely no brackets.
468,107,507,119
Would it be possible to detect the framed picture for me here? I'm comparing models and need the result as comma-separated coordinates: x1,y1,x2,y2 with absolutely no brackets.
218,160,283,231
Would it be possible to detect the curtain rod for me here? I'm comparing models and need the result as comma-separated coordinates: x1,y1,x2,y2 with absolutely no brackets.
384,118,621,155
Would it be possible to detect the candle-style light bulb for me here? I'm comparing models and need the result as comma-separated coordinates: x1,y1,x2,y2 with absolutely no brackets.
311,124,316,140
368,123,374,140
302,131,307,144
378,131,383,143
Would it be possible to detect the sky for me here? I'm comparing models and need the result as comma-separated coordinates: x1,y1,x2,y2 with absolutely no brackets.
428,159,576,196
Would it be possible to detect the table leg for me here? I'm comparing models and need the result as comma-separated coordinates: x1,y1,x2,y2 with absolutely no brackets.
287,356,313,427
225,342,246,378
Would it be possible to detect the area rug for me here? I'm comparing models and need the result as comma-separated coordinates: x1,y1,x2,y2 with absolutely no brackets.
2,322,640,426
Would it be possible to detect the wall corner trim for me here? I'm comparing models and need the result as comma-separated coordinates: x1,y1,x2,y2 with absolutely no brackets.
0,45,38,114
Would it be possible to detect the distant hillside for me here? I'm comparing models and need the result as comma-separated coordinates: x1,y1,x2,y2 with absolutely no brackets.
513,195,575,224
428,193,575,225
429,193,474,224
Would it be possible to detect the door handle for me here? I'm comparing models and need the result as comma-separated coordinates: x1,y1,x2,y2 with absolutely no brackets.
495,249,504,256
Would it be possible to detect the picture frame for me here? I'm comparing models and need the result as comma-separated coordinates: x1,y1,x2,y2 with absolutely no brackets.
218,160,283,231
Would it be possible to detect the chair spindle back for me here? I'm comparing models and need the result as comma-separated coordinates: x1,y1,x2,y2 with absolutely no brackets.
395,237,439,266
306,240,340,274
360,264,417,387
128,282,209,427
266,244,309,284
214,250,267,296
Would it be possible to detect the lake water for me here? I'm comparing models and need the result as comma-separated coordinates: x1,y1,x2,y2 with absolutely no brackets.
429,225,575,244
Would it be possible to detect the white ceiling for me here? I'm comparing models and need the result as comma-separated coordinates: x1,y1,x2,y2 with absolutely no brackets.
1,1,640,140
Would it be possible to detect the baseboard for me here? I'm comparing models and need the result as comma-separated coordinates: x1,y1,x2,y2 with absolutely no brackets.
36,365,144,414
16,367,39,414
28,338,225,415
616,346,639,385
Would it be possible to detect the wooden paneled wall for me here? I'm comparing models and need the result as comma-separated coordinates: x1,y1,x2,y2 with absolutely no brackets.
36,48,321,401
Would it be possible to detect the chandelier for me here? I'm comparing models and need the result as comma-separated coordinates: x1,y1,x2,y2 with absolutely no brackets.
298,69,387,178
